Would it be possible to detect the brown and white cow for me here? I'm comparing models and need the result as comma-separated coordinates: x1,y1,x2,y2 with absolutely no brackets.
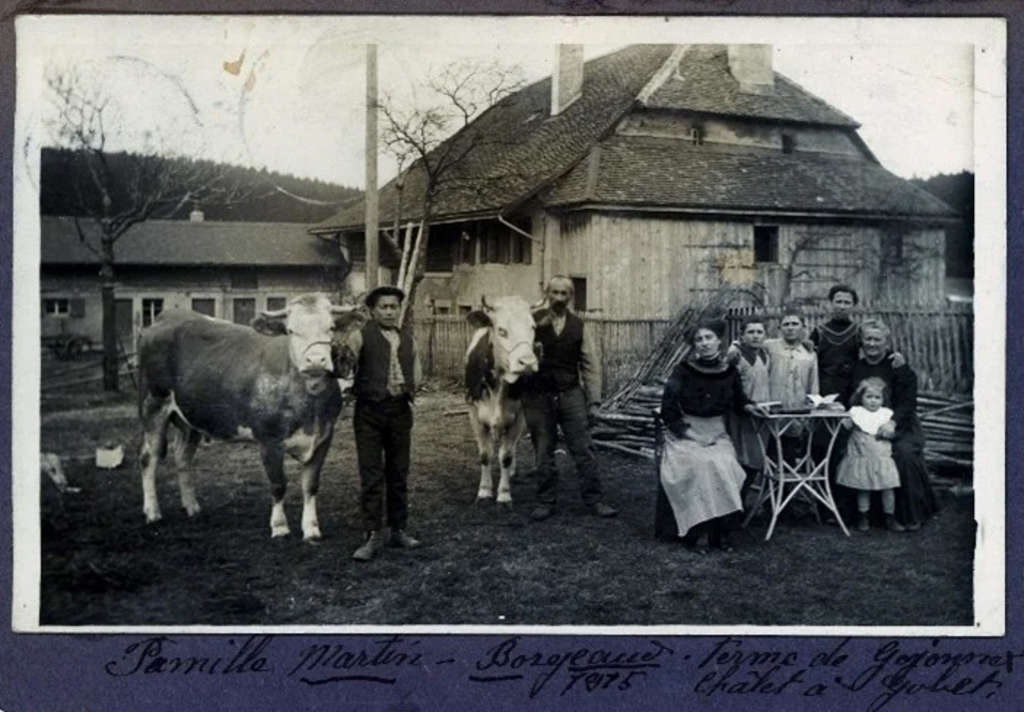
464,296,540,504
137,294,366,540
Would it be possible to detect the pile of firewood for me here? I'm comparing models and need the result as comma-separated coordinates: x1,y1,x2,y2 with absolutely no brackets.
593,288,743,460
591,385,663,459
919,392,973,469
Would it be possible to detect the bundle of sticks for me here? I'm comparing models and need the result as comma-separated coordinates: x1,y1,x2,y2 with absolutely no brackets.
594,287,750,460
918,392,974,470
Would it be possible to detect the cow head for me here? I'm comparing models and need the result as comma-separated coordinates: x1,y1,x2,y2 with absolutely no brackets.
252,295,367,380
466,296,539,383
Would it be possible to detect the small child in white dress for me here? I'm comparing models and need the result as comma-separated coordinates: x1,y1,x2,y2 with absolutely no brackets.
837,377,904,532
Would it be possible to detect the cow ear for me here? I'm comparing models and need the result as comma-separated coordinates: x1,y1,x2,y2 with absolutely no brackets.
251,314,287,336
466,310,492,329
534,311,552,329
333,307,368,331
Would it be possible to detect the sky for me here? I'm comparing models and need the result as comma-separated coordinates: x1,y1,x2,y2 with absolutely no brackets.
16,16,981,193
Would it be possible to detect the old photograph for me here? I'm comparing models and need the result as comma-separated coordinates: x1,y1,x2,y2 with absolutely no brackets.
11,15,1002,632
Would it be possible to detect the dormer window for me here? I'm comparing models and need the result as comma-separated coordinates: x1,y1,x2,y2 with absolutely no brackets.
689,126,705,146
781,133,796,154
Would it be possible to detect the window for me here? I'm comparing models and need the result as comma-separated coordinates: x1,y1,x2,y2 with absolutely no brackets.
142,298,164,327
43,298,69,317
689,126,704,146
432,299,452,315
884,232,905,263
754,225,779,263
230,270,258,290
458,231,477,265
69,298,85,318
233,298,256,325
425,231,457,272
266,296,288,311
571,277,588,313
510,234,533,265
191,298,216,317
781,133,796,154
482,229,509,264
458,304,473,316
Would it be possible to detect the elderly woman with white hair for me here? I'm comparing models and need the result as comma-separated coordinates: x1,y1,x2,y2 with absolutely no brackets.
843,318,937,530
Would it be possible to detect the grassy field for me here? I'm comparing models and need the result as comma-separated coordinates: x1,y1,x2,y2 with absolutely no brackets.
38,386,975,627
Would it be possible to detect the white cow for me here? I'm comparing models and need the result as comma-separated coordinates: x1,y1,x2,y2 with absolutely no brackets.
464,296,540,504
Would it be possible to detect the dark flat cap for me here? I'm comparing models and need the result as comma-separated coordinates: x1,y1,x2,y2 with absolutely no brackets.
365,285,406,307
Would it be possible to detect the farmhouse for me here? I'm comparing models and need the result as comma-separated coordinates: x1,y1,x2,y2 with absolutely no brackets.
312,44,957,317
40,213,345,351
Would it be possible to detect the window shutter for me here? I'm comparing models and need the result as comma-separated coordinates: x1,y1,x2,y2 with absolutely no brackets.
70,298,86,318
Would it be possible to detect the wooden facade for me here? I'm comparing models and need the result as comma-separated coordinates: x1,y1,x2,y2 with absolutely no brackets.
548,212,945,317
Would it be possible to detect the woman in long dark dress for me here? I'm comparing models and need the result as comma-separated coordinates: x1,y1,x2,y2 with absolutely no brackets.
843,318,937,529
655,319,761,552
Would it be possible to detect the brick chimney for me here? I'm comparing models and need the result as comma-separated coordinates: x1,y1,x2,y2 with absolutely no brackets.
727,45,774,95
551,44,584,116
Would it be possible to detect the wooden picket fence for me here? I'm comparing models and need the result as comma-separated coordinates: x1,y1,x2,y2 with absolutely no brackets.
414,306,974,398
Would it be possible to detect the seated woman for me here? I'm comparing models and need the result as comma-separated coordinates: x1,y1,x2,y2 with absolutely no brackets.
843,319,937,530
655,319,761,552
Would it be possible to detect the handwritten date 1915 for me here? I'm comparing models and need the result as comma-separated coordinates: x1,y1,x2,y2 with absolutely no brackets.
471,636,675,698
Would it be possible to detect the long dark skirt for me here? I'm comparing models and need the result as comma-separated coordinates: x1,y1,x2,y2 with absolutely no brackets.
892,433,938,526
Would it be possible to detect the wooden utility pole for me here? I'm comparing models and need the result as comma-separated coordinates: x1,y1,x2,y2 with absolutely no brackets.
365,43,379,290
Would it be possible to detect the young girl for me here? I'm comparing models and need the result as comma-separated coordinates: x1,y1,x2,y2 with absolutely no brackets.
836,377,904,532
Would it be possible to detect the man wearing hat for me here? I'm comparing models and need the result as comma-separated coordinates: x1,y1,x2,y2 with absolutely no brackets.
525,275,618,521
345,285,422,562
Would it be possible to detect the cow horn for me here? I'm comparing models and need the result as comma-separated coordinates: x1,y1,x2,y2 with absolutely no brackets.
481,295,492,311
530,297,548,311
260,307,288,319
330,304,357,314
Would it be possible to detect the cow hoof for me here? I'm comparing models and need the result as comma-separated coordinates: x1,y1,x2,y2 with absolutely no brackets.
497,492,512,504
303,528,322,542
145,511,162,524
497,500,514,511
303,535,322,546
475,496,493,505
183,503,201,517
271,525,291,538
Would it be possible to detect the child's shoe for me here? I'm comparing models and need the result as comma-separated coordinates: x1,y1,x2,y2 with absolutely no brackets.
885,514,906,532
856,514,870,532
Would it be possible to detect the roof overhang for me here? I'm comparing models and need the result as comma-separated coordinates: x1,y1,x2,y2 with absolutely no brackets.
550,202,960,225
309,207,518,236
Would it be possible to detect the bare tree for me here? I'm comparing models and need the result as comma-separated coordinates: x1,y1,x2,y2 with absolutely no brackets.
376,59,527,329
45,66,256,390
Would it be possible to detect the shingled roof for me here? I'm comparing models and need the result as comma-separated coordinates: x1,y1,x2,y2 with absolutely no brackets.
543,136,956,218
315,44,676,232
316,43,952,231
641,45,859,127
41,216,341,266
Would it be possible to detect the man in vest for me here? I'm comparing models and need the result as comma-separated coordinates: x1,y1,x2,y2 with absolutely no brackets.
525,275,618,521
347,285,422,562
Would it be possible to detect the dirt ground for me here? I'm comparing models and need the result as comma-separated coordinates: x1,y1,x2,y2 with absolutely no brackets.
38,388,976,627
